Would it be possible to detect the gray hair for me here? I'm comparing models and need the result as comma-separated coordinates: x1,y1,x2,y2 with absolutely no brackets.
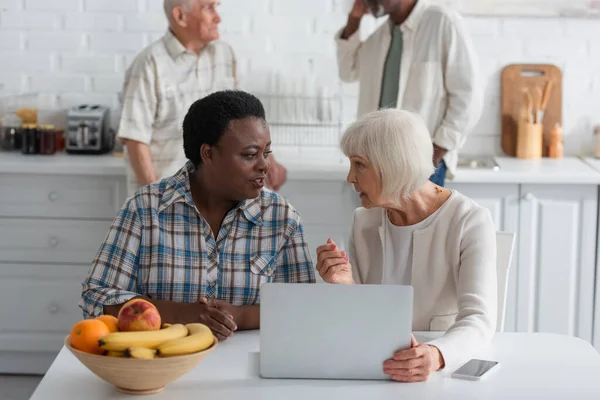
164,0,195,18
340,109,435,201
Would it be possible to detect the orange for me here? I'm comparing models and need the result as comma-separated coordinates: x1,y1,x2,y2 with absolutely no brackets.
69,319,111,355
96,315,119,333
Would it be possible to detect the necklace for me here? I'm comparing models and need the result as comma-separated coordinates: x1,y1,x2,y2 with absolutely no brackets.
430,185,444,213
387,186,444,226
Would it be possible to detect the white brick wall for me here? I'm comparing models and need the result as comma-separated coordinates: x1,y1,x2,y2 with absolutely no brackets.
0,0,23,11
29,75,87,92
27,32,84,51
1,11,60,29
0,0,599,157
89,32,145,52
84,0,140,13
60,54,118,74
25,0,83,12
64,12,123,31
124,13,167,32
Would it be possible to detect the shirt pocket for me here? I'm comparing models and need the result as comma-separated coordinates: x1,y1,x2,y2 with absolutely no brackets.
429,312,458,331
247,254,277,304
250,253,277,278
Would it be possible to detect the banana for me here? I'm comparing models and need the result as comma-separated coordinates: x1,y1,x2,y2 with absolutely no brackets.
126,347,157,360
186,323,212,336
106,350,125,358
157,323,215,357
98,323,188,351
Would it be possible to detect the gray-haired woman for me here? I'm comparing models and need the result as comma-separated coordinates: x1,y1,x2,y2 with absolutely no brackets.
316,109,497,383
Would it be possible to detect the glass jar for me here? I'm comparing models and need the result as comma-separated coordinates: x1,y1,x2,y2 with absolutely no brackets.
39,125,56,155
0,113,23,151
55,128,65,152
21,124,39,155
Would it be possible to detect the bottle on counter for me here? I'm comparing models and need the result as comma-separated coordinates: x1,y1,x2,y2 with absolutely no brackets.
595,125,600,158
548,123,564,159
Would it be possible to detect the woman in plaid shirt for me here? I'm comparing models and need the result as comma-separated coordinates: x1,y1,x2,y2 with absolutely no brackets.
80,90,315,341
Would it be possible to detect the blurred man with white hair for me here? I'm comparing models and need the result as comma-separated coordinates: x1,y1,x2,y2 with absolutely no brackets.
118,0,287,196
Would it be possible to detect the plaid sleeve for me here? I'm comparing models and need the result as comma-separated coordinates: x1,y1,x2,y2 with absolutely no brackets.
273,219,316,284
79,198,143,318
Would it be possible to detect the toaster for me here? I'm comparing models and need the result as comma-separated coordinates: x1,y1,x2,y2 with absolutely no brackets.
66,104,115,154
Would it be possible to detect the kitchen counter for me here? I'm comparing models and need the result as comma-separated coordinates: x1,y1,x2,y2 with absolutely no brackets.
449,156,600,185
0,152,125,176
582,157,600,173
2,152,600,184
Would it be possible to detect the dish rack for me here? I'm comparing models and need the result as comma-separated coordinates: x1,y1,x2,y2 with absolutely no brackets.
255,90,344,149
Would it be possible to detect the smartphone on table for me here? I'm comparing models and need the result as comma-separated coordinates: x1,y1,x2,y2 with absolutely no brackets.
451,359,499,381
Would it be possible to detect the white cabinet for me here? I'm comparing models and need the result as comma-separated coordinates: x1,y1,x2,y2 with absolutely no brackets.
0,173,126,374
445,183,520,232
448,181,599,347
0,174,125,219
447,183,520,332
516,184,597,343
0,264,90,353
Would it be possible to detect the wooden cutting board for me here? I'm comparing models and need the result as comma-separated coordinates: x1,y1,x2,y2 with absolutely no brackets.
501,64,562,157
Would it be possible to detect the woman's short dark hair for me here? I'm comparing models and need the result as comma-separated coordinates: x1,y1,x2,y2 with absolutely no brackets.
183,90,266,165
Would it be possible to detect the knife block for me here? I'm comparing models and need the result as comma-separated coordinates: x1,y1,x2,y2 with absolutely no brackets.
516,121,543,159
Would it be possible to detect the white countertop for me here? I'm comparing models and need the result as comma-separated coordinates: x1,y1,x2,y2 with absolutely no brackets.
31,330,600,400
450,157,600,184
582,157,600,173
2,151,600,184
0,152,125,176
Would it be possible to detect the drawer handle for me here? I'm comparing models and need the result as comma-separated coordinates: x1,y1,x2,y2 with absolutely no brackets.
48,236,59,248
48,191,60,202
47,303,60,315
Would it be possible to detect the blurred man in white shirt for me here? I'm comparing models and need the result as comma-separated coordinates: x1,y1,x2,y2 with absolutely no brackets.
336,0,483,186
118,0,287,195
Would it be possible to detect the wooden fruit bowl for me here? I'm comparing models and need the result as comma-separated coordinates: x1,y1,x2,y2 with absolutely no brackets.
65,336,218,395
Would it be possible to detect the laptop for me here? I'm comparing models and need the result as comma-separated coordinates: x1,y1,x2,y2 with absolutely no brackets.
259,283,413,380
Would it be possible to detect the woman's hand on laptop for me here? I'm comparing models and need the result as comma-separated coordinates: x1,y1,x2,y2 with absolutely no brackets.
316,239,353,284
383,335,445,382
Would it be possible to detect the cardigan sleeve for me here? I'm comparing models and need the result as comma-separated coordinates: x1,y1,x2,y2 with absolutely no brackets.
426,206,497,369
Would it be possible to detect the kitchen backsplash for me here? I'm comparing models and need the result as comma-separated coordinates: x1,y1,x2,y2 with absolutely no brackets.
0,0,599,156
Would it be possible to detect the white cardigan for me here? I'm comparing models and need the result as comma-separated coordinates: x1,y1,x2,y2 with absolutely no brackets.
348,191,497,369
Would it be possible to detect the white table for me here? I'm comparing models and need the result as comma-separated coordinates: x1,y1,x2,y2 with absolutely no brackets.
31,331,600,400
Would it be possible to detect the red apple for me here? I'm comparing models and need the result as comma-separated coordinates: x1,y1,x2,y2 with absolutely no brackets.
117,298,161,332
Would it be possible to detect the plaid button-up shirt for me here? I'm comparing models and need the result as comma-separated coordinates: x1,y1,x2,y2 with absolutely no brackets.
80,162,315,318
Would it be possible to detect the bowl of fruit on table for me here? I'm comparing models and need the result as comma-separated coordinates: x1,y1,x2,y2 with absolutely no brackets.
65,298,217,395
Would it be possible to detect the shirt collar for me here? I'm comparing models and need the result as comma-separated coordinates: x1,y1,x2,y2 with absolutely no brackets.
388,0,428,33
157,161,195,213
158,161,264,226
163,29,189,59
